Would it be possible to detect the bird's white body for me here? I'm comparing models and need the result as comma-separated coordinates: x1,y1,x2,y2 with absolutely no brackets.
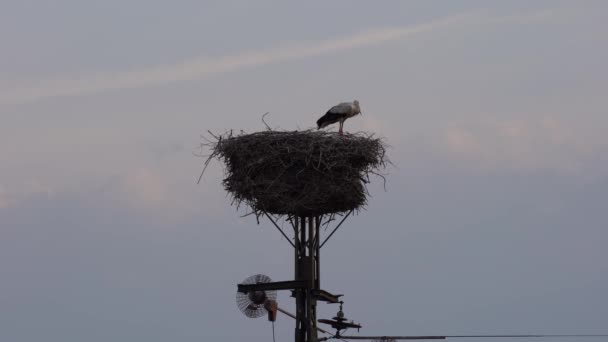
316,100,362,134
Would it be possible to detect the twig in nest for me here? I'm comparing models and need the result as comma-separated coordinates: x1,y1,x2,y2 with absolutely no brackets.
261,112,271,131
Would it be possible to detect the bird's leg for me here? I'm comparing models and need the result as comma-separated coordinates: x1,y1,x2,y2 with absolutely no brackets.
339,121,343,135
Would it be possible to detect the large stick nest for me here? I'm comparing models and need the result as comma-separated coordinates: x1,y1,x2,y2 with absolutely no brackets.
201,130,388,217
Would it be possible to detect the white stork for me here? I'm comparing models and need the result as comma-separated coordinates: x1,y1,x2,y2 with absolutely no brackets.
316,100,362,135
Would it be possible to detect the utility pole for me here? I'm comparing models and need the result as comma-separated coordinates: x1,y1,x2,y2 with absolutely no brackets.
238,215,341,342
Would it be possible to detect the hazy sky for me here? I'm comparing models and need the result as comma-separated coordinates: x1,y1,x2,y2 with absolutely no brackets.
1,1,607,342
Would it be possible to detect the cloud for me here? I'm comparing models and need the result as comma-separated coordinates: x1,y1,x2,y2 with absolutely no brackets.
96,165,226,219
0,182,54,209
0,11,487,105
119,168,168,208
0,188,13,209
440,115,607,173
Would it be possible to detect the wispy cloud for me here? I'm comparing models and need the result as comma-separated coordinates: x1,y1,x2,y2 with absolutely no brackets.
0,182,54,209
0,11,485,105
440,115,607,173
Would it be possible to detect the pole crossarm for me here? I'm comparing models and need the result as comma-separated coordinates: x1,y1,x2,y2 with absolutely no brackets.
237,280,307,293
312,289,342,303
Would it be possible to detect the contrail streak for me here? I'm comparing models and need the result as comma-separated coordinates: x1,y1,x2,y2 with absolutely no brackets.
0,11,486,105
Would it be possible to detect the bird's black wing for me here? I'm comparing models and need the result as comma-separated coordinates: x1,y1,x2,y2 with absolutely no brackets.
317,112,346,129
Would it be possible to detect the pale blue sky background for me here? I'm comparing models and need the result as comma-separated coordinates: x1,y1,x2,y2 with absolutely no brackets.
1,1,607,342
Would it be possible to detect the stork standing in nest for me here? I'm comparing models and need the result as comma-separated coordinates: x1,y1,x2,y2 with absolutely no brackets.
316,100,362,135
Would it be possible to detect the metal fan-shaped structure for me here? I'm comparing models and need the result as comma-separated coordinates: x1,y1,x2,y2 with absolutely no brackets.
236,274,277,318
